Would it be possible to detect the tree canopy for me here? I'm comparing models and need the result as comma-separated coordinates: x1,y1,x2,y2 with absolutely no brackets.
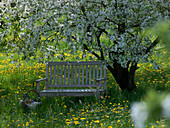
0,0,169,90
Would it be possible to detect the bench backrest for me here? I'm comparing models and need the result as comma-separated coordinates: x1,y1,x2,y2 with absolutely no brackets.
45,61,106,90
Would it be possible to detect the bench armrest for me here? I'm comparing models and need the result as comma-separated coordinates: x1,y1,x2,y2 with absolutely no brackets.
35,78,47,82
35,78,47,93
96,78,106,82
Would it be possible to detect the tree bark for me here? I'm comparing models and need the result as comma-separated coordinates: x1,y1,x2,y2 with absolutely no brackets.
107,61,137,91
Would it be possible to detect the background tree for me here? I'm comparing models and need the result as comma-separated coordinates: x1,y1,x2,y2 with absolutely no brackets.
0,0,169,91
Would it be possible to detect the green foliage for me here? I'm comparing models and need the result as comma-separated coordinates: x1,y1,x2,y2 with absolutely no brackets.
153,20,170,50
0,50,169,127
144,90,167,120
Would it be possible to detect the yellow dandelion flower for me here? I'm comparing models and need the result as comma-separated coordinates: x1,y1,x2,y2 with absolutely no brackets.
26,122,29,127
15,91,19,94
66,122,70,125
74,117,78,120
117,120,120,123
80,118,86,120
74,121,79,125
105,115,109,118
94,120,100,123
30,119,33,123
100,123,103,127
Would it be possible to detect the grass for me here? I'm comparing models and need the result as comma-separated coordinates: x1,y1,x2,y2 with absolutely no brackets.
0,50,169,128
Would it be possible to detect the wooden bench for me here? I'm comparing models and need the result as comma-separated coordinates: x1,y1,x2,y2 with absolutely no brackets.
35,61,107,99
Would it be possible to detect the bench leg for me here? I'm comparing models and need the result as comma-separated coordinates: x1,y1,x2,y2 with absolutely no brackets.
36,81,40,94
96,82,100,100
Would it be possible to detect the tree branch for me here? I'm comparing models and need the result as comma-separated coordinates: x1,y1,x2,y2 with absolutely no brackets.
145,37,160,54
96,26,108,35
135,37,161,56
105,17,117,25
83,44,101,60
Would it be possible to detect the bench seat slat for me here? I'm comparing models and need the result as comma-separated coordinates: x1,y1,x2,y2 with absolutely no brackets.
39,89,105,97
40,89,103,93
40,89,104,96
41,89,104,93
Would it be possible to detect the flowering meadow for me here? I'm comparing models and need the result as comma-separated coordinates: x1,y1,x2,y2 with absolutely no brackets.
0,50,169,128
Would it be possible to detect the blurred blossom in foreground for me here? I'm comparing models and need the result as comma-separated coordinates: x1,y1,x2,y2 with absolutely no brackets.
161,94,170,119
131,94,170,128
131,102,148,128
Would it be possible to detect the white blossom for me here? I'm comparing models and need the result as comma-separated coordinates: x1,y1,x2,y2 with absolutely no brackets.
131,102,148,128
161,94,170,119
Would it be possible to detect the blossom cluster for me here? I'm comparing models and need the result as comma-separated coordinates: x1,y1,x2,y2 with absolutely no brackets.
0,0,169,67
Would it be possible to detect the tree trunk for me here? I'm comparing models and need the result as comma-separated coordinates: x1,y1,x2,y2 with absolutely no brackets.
107,61,137,91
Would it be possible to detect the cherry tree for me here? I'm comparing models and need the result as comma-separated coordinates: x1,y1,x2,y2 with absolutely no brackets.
0,0,169,90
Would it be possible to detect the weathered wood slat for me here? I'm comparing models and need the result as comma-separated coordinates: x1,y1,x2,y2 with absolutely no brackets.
67,65,70,85
46,64,49,90
64,65,66,85
36,61,107,99
53,65,56,85
86,65,88,84
100,65,102,85
78,65,81,85
93,65,95,84
71,65,74,85
50,65,52,85
40,89,105,97
82,65,84,84
41,89,105,93
75,65,77,84
97,65,99,80
48,61,103,66
89,65,92,84
48,84,101,87
57,65,59,85
60,65,63,85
